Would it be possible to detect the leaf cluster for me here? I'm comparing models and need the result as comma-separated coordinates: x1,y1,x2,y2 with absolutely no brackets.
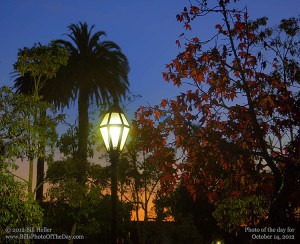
0,86,60,164
14,42,69,80
0,171,43,241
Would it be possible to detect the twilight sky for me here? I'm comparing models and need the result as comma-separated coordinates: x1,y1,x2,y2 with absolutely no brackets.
1,0,299,120
0,0,299,183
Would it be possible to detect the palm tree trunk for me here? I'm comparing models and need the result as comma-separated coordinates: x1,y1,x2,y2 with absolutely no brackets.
78,87,88,159
78,86,89,181
35,156,45,201
36,108,46,202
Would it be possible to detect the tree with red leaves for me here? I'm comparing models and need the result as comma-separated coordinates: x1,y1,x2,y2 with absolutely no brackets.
135,0,299,229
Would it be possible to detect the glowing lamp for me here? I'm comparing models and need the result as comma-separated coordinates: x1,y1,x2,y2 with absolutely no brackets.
100,104,130,152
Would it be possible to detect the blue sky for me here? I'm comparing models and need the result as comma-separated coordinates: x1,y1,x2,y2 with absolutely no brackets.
1,0,299,121
1,0,298,184
0,0,186,118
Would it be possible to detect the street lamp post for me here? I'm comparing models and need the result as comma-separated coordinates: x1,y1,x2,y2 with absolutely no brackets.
99,104,130,244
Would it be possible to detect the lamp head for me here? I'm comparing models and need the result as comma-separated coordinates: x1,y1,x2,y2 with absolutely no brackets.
100,104,130,152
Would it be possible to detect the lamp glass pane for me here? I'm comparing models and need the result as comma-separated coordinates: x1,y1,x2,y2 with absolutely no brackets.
100,127,110,150
100,113,109,126
110,113,122,124
121,114,129,126
120,127,129,151
110,126,121,149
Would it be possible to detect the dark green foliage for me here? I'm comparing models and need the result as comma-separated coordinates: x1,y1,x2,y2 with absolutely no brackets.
0,169,43,243
154,184,222,243
45,157,133,242
14,71,72,110
13,42,69,99
0,86,59,161
13,42,68,199
42,195,132,243
212,195,269,233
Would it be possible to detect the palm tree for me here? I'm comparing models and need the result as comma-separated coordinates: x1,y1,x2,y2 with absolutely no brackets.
54,22,130,163
53,22,129,241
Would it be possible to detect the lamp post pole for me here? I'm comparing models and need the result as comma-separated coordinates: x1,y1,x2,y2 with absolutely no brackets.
99,104,130,244
110,149,119,244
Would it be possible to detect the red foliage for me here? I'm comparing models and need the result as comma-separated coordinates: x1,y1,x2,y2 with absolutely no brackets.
135,0,299,226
